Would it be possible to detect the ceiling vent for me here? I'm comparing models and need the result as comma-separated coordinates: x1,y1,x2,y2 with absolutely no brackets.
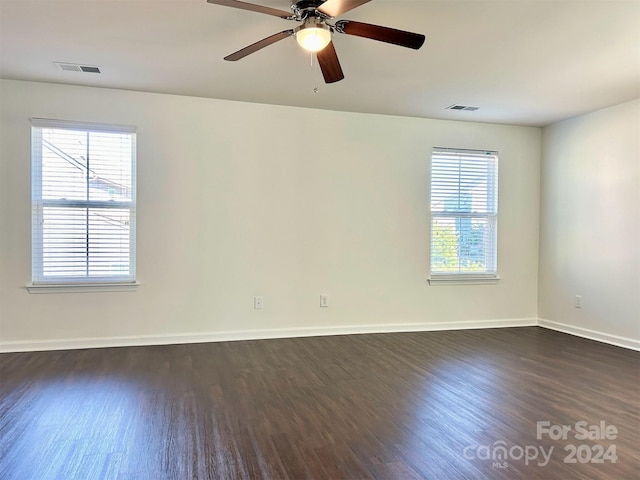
446,104,479,111
54,62,101,73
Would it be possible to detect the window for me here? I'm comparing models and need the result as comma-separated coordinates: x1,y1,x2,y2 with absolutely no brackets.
429,147,498,282
31,119,136,287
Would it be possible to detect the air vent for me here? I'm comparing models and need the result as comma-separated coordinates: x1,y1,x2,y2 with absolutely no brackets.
54,62,101,74
446,104,479,112
80,65,101,73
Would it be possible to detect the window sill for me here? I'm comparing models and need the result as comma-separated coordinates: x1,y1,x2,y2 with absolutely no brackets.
428,276,500,286
26,282,140,294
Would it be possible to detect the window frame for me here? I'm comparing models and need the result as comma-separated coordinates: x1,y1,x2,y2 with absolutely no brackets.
29,118,138,292
428,147,499,285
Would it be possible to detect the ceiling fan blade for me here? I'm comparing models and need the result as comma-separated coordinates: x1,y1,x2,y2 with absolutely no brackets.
335,20,425,50
316,41,344,83
317,0,371,18
224,30,295,61
207,0,292,19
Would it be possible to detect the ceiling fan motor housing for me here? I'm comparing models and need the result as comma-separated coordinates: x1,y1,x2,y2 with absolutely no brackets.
292,0,331,19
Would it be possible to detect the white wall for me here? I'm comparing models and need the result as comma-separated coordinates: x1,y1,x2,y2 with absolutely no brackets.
0,80,541,351
539,99,640,344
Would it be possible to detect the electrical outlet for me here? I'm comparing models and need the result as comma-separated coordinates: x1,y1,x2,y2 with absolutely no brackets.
574,295,583,309
254,296,263,310
320,294,329,308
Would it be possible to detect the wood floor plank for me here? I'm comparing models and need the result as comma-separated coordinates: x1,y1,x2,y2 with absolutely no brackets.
1,327,638,479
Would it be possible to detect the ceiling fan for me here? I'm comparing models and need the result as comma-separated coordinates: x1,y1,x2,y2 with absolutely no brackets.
206,0,425,83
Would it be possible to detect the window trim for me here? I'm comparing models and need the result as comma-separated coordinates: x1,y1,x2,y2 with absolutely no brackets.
427,275,500,286
26,282,140,294
428,147,499,284
30,118,137,288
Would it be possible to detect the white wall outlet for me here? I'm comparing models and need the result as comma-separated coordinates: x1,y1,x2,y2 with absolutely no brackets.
254,296,263,310
320,294,329,308
574,295,583,309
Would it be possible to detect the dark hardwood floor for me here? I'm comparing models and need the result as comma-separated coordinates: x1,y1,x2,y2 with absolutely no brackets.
1,327,638,479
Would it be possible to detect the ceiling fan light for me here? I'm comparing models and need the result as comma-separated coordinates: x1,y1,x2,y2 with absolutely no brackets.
296,22,331,52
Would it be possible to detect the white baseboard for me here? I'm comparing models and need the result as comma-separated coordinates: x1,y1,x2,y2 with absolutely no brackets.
0,318,537,353
538,318,640,351
3,319,637,353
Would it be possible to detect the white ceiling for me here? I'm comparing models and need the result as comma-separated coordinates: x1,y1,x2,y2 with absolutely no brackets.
1,0,639,127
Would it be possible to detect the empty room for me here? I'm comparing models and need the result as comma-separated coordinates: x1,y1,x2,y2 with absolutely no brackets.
0,0,638,479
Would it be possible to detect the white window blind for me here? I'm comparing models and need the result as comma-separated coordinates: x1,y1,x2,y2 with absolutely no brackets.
430,147,498,277
31,119,136,285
